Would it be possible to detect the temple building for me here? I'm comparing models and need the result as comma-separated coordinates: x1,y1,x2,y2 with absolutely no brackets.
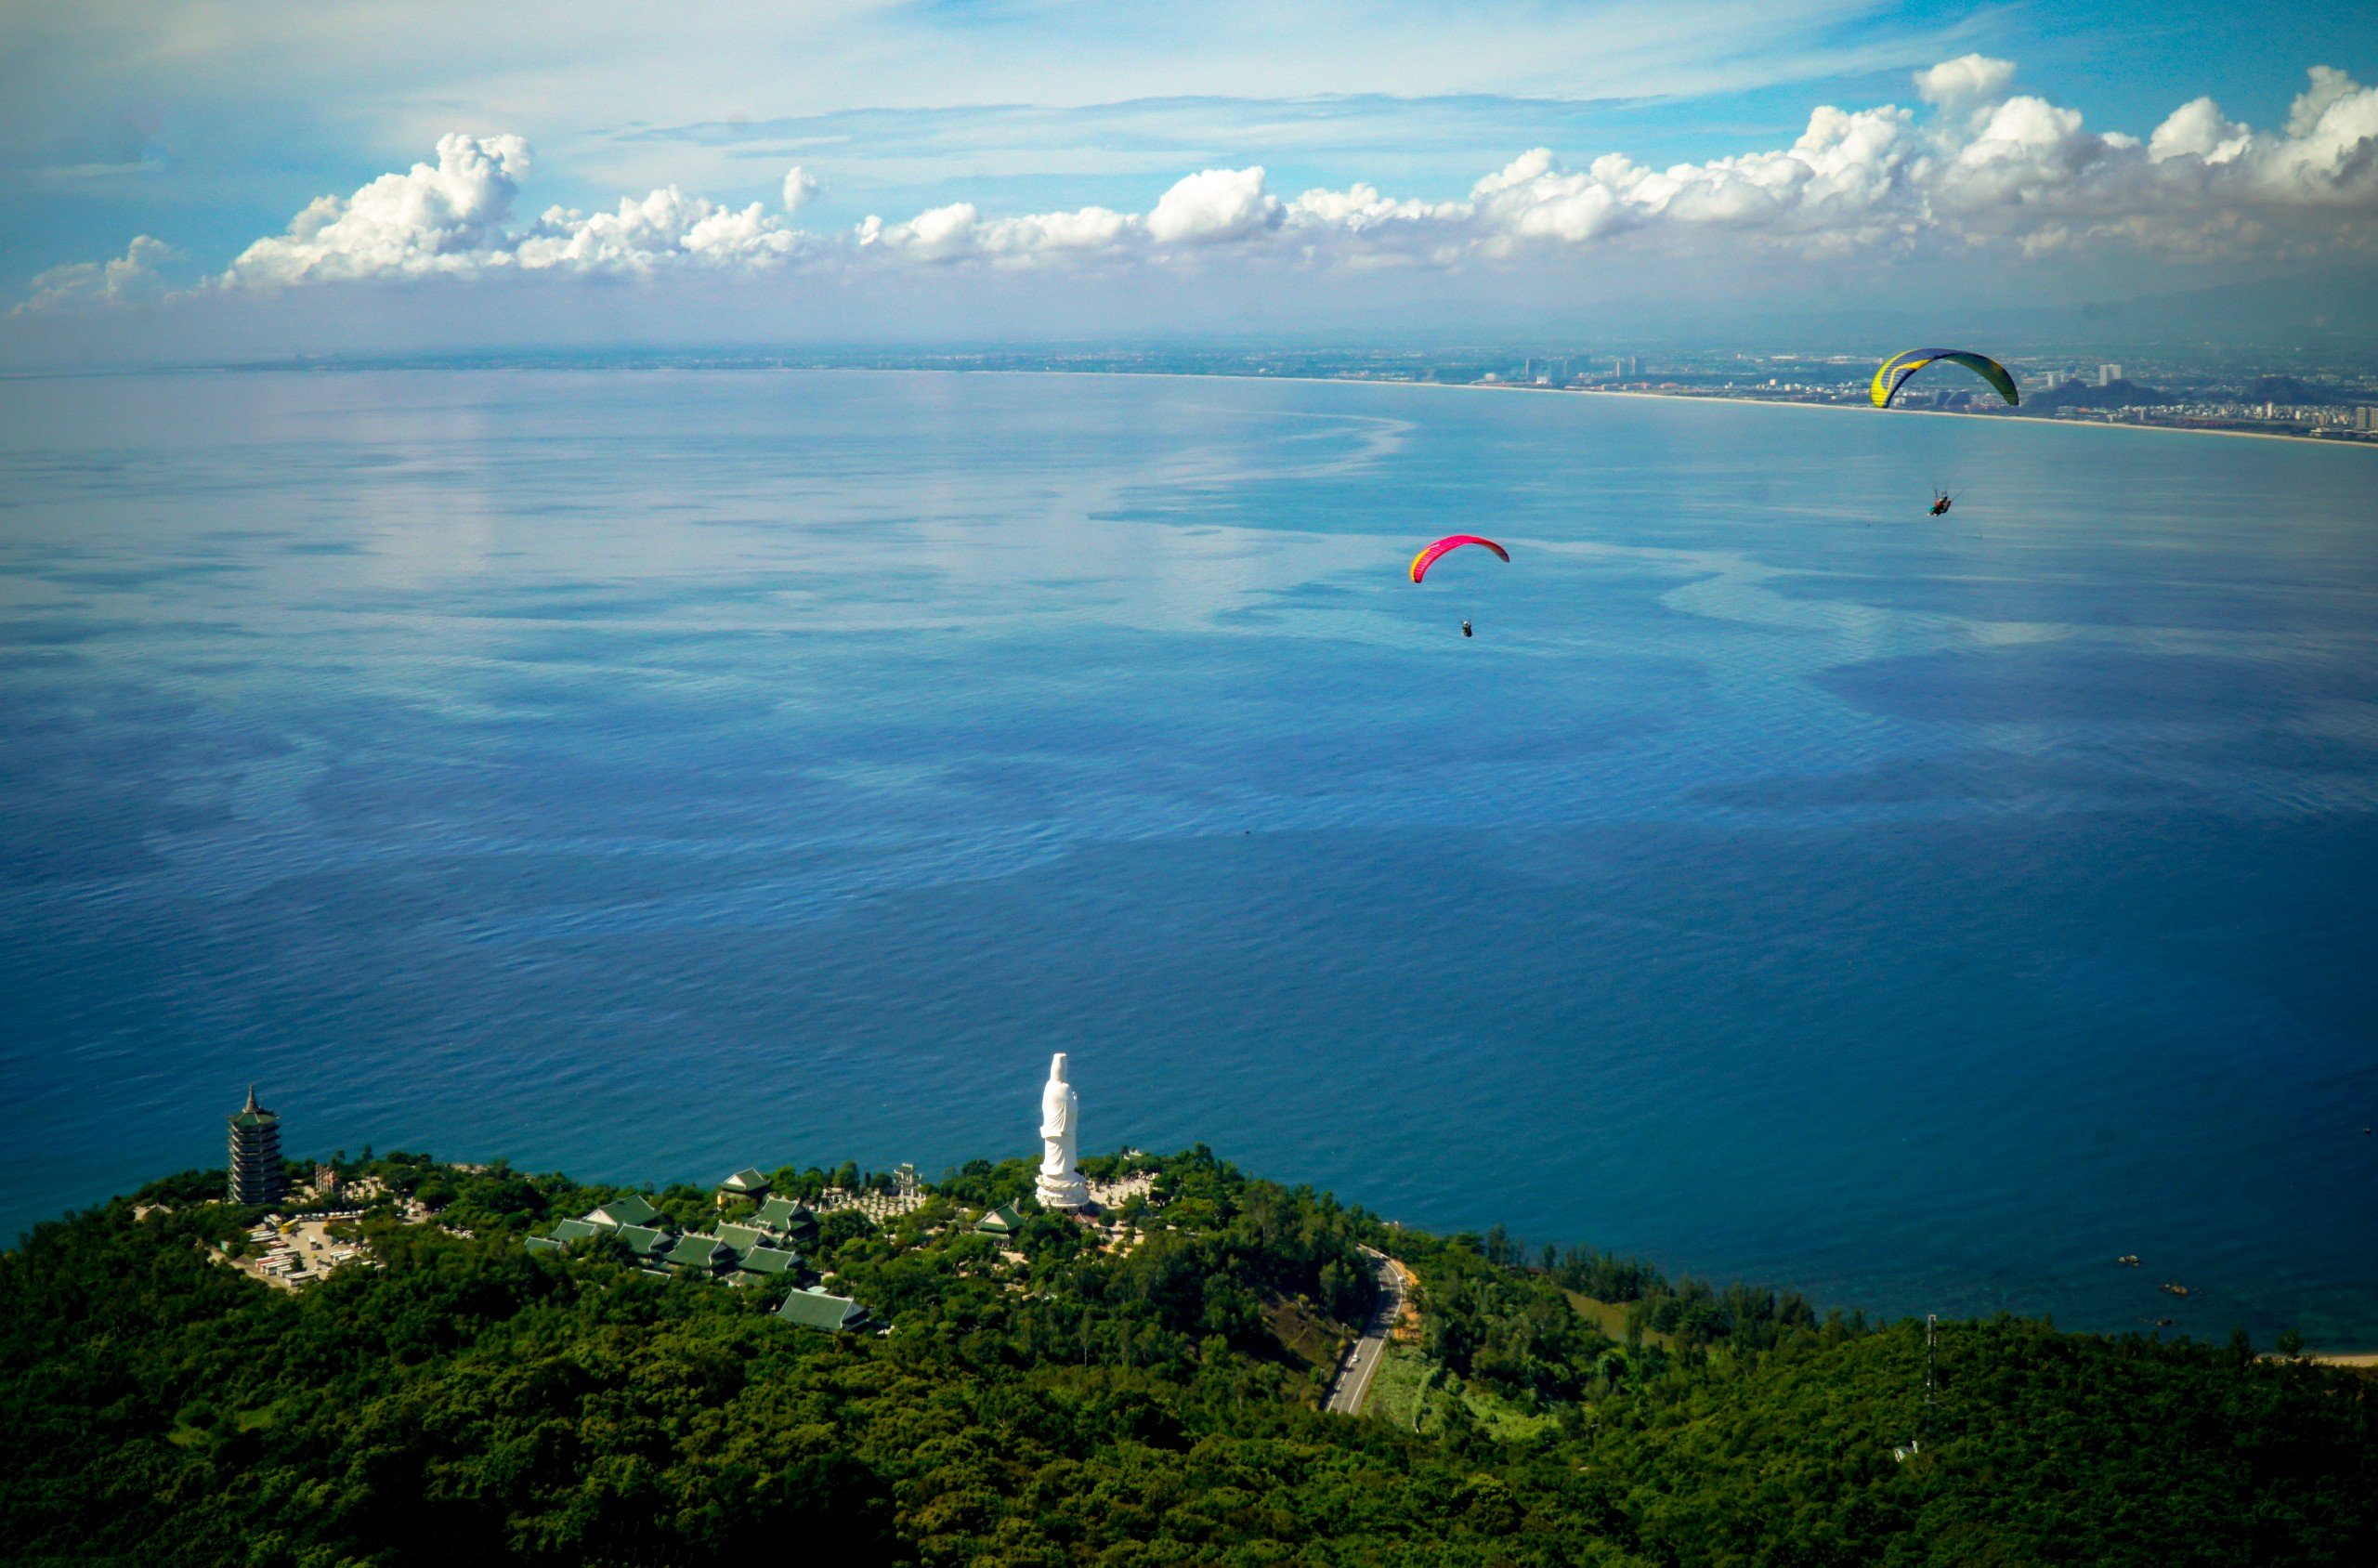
228,1086,286,1205
752,1194,820,1247
528,1188,817,1291
716,1168,770,1207
777,1287,869,1332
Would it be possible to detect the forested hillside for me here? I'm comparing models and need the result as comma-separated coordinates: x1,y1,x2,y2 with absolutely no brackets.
3,1148,2370,1566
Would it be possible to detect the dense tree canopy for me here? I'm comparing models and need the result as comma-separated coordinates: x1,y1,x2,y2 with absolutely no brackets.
2,1148,2370,1566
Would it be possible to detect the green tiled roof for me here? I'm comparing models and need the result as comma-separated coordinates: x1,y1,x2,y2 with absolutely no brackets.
753,1196,816,1234
547,1218,604,1245
615,1224,674,1261
718,1168,770,1195
714,1222,768,1253
973,1203,1023,1236
585,1195,662,1230
737,1245,801,1276
776,1288,869,1332
667,1235,732,1273
525,1235,564,1254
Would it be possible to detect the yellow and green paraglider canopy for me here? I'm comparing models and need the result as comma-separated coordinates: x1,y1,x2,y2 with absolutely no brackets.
1871,349,2020,409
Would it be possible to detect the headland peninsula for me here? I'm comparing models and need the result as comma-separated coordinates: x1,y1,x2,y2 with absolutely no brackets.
6,1143,2372,1566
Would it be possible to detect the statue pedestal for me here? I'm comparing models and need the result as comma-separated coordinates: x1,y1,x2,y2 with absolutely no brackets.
1036,1168,1090,1211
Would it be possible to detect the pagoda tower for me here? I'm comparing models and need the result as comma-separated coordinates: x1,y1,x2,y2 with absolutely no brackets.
228,1086,286,1205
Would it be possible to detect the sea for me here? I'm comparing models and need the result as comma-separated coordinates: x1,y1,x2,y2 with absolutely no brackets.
3,367,2373,1347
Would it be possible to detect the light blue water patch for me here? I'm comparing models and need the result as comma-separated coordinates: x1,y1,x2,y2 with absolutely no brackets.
2,369,2373,1346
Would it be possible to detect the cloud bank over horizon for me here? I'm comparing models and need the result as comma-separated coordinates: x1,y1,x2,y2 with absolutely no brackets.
17,58,2378,332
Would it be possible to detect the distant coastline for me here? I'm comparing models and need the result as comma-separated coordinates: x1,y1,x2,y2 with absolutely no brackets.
1066,369,2378,451
11,359,2378,456
1570,384,2378,450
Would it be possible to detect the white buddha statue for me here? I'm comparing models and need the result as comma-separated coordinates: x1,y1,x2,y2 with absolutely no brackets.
1035,1052,1090,1210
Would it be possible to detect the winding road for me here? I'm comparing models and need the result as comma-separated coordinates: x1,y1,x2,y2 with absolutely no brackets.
1324,1248,1407,1416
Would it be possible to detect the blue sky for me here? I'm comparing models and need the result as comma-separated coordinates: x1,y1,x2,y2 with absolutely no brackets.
3,0,2372,354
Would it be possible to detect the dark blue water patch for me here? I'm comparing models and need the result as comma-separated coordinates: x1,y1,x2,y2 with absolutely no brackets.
1816,646,2376,725
0,620,100,647
1761,569,2348,633
1693,750,2179,810
0,685,268,883
2164,728,2378,775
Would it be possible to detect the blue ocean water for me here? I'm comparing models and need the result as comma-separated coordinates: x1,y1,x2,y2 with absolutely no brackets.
3,368,2373,1346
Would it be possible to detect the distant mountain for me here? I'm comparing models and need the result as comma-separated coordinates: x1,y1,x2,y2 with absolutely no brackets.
2026,378,2170,410
2240,375,2357,406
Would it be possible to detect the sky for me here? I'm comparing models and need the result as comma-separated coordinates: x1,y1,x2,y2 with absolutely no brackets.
2,0,2374,360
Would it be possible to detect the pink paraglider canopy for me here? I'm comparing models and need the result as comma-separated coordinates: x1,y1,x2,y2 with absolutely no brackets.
1408,533,1509,583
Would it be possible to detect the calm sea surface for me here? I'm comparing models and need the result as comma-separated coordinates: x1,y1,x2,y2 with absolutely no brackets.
3,369,2373,1344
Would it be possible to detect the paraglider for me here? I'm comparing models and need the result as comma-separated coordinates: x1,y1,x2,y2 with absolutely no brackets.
1409,534,1507,638
1408,534,1509,583
1930,490,1953,516
1871,350,2020,410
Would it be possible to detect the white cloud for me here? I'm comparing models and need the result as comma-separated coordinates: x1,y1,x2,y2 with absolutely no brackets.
227,134,532,283
33,59,2378,313
222,133,823,283
12,235,176,313
1145,167,1284,244
1945,97,2107,208
1914,53,2016,109
2149,99,2250,164
2266,66,2378,200
514,188,809,271
2289,65,2362,138
856,201,1137,263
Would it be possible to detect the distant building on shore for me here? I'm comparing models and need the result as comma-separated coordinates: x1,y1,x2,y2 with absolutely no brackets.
2097,363,2124,386
228,1086,286,1205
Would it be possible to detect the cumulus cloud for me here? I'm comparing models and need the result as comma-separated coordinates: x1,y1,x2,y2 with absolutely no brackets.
221,133,820,284
1944,96,2110,209
1927,65,2378,252
2150,99,2250,164
1915,53,2017,109
12,235,176,313
30,59,2378,311
1463,102,1925,251
514,188,808,271
1146,167,1284,244
228,134,531,284
857,200,1136,263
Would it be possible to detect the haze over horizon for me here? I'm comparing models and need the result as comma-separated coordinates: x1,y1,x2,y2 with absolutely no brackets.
5,0,2376,364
